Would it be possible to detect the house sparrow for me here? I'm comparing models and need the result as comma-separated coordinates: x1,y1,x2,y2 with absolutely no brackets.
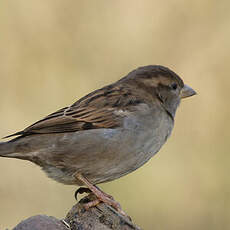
0,65,196,215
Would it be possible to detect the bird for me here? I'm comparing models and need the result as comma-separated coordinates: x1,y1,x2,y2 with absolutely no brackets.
0,65,196,215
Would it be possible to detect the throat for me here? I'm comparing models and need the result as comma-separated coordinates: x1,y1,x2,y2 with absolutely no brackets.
155,93,175,122
159,103,174,122
164,108,174,121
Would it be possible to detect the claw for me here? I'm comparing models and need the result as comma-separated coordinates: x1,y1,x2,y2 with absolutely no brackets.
74,187,92,200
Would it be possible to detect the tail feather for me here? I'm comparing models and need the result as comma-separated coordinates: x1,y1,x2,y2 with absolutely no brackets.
0,141,15,157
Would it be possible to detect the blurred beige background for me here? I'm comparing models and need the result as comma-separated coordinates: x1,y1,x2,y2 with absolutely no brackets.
0,0,229,229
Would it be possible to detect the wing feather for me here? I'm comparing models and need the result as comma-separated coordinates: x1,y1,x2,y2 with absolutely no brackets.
6,84,144,137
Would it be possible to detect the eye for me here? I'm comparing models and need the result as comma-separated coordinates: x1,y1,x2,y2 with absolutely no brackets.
171,83,178,90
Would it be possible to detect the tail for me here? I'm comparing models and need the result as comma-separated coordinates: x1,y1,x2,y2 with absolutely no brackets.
0,141,16,157
0,139,33,161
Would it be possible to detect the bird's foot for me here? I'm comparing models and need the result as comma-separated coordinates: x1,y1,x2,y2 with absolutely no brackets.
75,173,128,217
83,189,125,216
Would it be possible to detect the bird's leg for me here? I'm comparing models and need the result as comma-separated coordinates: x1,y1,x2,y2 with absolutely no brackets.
93,184,115,200
74,173,127,216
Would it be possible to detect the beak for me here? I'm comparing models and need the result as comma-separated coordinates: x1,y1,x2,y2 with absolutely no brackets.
180,84,196,99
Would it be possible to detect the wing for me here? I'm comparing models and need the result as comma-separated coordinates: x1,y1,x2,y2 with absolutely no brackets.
6,84,144,138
